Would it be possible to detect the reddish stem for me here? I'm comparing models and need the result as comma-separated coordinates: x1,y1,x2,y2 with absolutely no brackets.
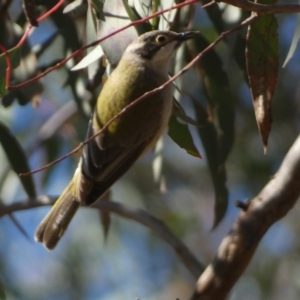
10,0,199,90
0,44,11,89
17,0,65,47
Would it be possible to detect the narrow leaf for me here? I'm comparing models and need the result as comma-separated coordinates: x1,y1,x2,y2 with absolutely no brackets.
283,11,300,67
63,0,83,14
22,0,38,27
192,34,235,161
0,46,21,74
168,115,201,158
8,214,31,241
190,33,233,227
0,121,36,198
122,0,152,34
246,11,278,153
233,33,248,82
97,191,111,240
0,278,6,300
98,209,111,240
193,100,228,228
74,2,104,82
173,100,200,127
91,0,105,21
201,0,224,33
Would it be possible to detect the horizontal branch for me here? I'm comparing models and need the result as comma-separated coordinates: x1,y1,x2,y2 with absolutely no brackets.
191,135,300,300
0,195,204,278
220,0,300,14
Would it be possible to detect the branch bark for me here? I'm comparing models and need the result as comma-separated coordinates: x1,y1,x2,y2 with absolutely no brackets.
190,135,300,300
0,195,204,278
219,0,300,14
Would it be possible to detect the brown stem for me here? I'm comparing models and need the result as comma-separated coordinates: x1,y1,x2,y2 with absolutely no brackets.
0,196,204,278
220,0,300,15
191,135,300,299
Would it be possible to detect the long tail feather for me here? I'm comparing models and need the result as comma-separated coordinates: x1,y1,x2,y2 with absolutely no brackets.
35,181,80,250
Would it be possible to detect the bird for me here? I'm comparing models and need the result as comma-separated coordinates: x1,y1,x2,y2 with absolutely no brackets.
35,30,196,250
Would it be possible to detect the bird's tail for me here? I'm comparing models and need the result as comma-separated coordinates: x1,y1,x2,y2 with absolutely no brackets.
35,181,80,250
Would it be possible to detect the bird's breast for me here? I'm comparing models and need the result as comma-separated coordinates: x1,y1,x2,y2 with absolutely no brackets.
95,64,173,148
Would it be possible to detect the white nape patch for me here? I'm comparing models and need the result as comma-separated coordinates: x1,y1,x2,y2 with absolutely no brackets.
125,41,145,53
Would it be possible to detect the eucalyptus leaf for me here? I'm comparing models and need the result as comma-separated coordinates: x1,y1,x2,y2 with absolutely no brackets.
0,121,36,198
168,115,201,158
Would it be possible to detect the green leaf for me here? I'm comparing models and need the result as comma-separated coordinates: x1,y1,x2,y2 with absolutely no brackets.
189,33,234,227
91,0,105,21
201,0,224,33
150,0,159,29
97,191,112,241
0,277,6,300
122,0,152,35
283,12,300,67
22,0,38,27
246,12,278,153
173,100,200,127
192,100,228,228
71,45,104,71
0,46,21,72
168,115,201,158
8,214,31,241
41,136,61,186
63,0,83,14
0,46,21,97
192,34,235,162
232,32,248,82
83,2,103,81
0,42,43,106
0,121,36,198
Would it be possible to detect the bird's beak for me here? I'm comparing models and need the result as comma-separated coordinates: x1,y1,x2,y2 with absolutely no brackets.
176,31,198,41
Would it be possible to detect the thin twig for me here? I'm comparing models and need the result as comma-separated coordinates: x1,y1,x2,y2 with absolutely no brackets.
0,43,11,89
0,196,204,278
17,0,65,47
221,0,300,15
202,1,215,9
190,135,300,299
0,0,65,92
9,0,199,90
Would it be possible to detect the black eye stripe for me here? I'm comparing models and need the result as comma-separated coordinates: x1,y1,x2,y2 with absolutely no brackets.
135,33,174,59
136,43,161,59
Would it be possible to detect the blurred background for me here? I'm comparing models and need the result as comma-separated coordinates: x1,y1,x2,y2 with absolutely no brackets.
1,0,300,299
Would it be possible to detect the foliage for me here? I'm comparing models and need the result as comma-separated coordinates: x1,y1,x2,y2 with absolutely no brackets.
0,0,300,299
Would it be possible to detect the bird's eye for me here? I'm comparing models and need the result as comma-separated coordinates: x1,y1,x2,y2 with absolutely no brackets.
156,35,166,43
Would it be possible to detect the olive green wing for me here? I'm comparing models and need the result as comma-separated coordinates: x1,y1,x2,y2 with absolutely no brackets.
80,119,149,205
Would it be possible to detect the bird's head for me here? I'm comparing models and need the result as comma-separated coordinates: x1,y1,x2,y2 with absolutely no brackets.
124,30,197,71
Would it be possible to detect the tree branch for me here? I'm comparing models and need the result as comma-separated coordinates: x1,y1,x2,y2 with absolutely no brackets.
0,196,204,278
220,0,300,14
190,135,300,300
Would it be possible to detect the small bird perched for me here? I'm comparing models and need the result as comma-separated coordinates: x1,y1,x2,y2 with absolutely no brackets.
35,30,196,250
